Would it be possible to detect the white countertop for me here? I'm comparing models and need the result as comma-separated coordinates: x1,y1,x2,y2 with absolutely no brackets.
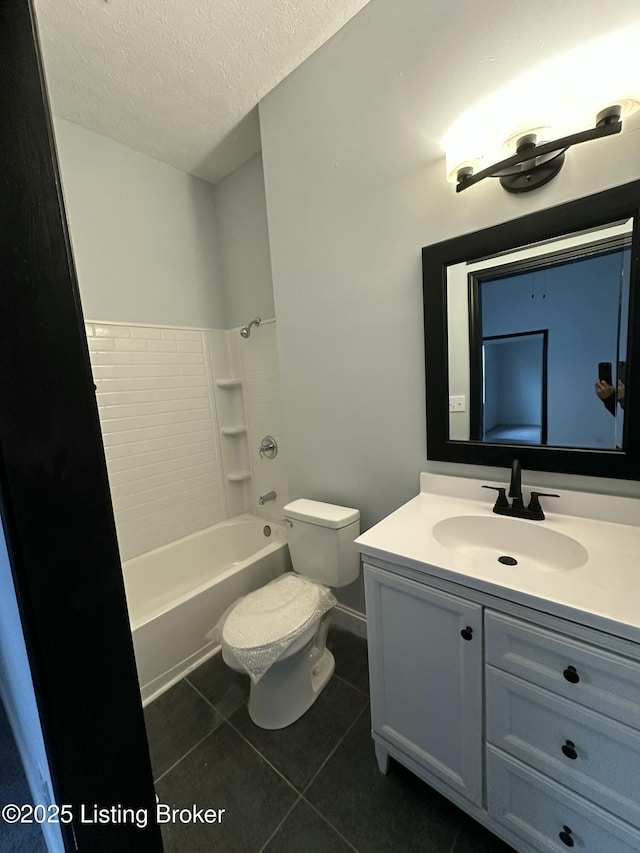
355,473,640,644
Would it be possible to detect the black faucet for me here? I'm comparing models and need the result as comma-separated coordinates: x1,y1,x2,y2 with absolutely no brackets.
483,459,559,520
508,459,524,509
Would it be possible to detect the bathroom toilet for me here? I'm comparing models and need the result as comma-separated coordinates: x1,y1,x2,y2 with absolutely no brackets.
220,499,360,729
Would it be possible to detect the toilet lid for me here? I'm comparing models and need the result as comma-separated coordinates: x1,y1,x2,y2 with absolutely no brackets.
222,574,322,650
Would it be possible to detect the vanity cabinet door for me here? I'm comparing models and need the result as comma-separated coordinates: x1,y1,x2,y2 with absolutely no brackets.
364,564,483,805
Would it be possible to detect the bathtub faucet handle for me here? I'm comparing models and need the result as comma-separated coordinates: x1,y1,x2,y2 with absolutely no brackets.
258,436,278,459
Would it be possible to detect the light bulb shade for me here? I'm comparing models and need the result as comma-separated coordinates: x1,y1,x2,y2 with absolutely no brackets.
597,97,640,121
500,126,554,157
445,157,483,184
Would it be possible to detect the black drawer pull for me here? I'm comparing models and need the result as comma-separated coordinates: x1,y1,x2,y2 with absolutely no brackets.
563,666,580,684
460,627,473,641
561,740,578,760
559,825,574,847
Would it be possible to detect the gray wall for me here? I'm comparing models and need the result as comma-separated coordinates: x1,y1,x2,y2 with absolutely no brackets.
54,117,227,328
259,0,640,612
54,120,275,333
213,154,276,327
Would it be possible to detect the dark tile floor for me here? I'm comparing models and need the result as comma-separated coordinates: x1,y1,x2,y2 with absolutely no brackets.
0,698,47,853
144,627,516,853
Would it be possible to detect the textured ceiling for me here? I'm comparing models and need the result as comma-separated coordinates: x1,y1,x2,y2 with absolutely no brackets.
33,0,373,183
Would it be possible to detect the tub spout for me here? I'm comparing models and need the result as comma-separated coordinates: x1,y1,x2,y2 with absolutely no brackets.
258,490,277,505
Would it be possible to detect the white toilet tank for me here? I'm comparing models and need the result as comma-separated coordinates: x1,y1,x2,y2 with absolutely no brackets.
283,499,360,587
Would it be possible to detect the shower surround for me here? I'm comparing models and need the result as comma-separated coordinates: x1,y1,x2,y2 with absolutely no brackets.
85,319,288,561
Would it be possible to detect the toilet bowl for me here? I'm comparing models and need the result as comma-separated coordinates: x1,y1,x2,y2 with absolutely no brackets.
221,584,335,729
218,499,360,729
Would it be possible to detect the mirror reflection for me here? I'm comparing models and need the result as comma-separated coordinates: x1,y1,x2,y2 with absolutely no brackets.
447,219,632,450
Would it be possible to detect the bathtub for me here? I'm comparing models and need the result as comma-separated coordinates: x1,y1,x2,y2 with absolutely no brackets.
122,514,291,704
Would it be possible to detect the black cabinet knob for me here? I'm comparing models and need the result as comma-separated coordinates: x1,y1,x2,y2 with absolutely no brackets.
460,627,473,641
563,666,580,684
559,826,574,847
561,740,578,760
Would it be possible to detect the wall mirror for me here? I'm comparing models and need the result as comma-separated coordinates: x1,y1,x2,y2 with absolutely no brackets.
422,181,640,479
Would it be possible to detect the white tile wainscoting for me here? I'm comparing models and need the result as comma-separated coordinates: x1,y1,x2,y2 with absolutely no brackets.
85,320,288,561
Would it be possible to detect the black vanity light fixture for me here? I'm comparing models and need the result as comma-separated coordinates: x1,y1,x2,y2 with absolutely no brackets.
443,29,640,194
453,105,628,194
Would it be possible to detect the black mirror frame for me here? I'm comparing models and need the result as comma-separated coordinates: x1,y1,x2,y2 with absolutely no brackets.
422,181,640,479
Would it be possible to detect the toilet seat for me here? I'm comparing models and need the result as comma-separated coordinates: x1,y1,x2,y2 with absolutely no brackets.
222,574,322,650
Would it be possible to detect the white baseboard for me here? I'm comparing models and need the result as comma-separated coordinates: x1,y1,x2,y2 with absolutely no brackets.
332,604,367,639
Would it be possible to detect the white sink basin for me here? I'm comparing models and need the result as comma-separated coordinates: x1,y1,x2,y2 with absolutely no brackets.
432,515,589,572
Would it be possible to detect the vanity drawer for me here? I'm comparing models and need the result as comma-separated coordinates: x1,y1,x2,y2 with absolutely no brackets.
486,666,640,829
487,746,640,853
485,611,640,728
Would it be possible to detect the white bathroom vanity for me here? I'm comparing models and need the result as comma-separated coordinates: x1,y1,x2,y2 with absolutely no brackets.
355,473,640,853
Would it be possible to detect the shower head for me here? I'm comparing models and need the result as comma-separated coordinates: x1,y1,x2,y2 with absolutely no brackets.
240,317,261,338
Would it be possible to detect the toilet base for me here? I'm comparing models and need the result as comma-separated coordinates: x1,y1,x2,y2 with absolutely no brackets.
248,648,334,730
247,636,335,729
